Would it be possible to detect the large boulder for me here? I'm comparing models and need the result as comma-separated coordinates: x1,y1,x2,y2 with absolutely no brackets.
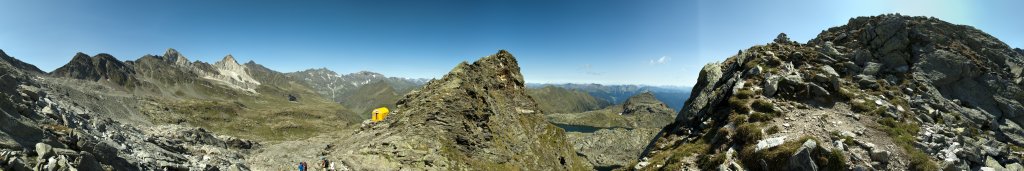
76,151,104,171
788,140,819,171
34,143,53,162
621,92,674,116
997,119,1024,145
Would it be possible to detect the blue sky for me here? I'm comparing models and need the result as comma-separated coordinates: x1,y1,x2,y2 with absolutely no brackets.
1,0,1020,86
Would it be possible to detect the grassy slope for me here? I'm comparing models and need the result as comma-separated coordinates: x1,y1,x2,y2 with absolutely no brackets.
134,60,359,141
528,85,611,114
336,80,402,120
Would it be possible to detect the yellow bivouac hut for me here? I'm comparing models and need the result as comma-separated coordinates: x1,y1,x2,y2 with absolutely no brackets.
371,107,390,122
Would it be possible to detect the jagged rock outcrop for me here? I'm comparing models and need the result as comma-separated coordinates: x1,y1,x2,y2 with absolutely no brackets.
330,50,590,170
638,14,1024,171
50,53,139,87
204,55,261,93
622,92,674,116
162,48,192,67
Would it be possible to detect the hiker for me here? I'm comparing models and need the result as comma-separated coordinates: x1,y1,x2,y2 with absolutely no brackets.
298,161,307,171
328,161,336,171
319,157,329,171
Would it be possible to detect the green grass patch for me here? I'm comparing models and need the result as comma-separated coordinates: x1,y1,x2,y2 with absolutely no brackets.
851,100,876,113
738,136,847,171
729,97,752,114
661,142,713,170
730,114,749,125
875,117,938,171
736,89,757,99
838,87,856,100
815,149,849,171
697,153,726,170
735,123,764,144
749,112,774,122
751,99,776,113
765,125,781,135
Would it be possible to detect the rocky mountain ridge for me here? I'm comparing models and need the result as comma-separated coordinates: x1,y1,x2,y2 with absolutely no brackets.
50,53,140,88
1,50,256,170
204,54,262,93
636,14,1024,171
1,48,362,170
286,68,427,116
328,50,590,170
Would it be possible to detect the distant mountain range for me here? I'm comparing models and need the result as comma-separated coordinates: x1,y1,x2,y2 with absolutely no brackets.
527,83,691,111
286,69,428,117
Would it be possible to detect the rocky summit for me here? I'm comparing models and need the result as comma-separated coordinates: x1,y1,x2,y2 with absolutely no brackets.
326,50,590,170
50,52,139,87
636,14,1024,171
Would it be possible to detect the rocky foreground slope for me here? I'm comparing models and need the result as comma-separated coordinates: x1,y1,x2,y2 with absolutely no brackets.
0,48,364,170
326,50,591,170
1,50,259,170
637,14,1024,171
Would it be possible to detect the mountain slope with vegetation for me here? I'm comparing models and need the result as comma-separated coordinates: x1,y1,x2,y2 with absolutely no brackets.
287,69,426,117
636,14,1024,171
528,85,611,114
530,83,690,111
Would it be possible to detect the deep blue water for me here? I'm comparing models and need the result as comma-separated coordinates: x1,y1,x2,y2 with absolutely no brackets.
554,123,605,133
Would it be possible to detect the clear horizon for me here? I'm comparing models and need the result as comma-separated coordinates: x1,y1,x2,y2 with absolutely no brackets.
2,0,1020,86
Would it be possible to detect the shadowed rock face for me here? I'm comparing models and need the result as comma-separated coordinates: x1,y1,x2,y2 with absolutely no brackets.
811,14,1024,125
333,50,590,170
639,14,1024,170
50,53,139,87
